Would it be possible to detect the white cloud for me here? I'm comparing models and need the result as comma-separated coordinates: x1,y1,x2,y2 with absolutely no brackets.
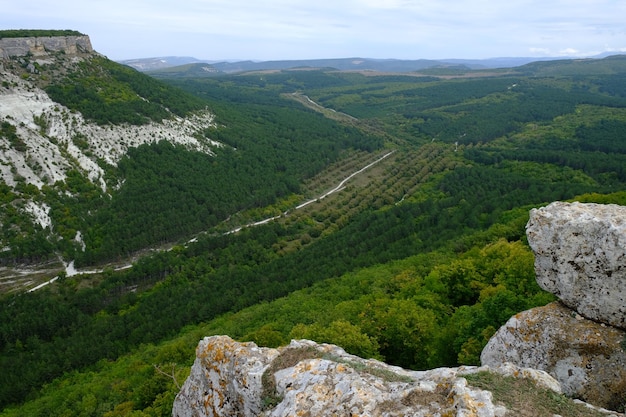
559,48,580,56
1,0,625,60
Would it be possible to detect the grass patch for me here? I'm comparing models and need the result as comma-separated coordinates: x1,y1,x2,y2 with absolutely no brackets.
324,355,413,383
464,372,609,417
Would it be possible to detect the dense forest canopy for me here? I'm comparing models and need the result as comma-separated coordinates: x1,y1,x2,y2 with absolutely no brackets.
44,57,208,125
1,55,626,416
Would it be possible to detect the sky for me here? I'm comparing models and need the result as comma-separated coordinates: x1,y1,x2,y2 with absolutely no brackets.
2,0,626,61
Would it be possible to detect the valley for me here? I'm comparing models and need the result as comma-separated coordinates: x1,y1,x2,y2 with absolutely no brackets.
1,148,395,293
1,34,626,415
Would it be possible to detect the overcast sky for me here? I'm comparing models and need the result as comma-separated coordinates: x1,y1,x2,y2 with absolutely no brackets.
2,0,625,61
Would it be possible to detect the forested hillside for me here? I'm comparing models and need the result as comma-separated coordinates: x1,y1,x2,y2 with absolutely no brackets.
0,52,381,266
1,55,626,416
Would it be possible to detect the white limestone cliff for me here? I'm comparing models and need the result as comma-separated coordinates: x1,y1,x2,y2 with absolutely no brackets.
0,67,218,191
0,35,93,58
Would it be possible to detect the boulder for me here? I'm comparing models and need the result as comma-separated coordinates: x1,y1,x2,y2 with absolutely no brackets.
526,201,626,328
174,335,573,417
481,302,626,410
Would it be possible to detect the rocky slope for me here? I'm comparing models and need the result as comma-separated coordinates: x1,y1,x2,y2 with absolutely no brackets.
0,33,220,270
0,40,218,191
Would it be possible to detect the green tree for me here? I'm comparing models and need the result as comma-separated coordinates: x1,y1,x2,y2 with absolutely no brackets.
289,320,380,360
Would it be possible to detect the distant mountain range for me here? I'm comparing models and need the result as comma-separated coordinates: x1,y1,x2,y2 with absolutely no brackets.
117,56,209,71
119,53,620,73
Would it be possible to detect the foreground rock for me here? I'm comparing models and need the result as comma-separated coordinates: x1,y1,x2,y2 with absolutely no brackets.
526,201,626,328
173,335,575,417
483,201,626,411
481,302,626,410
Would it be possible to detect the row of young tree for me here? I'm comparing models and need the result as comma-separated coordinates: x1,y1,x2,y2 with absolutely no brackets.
2,190,625,416
69,86,383,264
1,63,384,265
2,57,626,414
0,143,622,408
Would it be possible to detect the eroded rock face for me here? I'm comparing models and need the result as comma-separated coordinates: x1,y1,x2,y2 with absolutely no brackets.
173,336,573,417
481,302,626,410
172,336,278,417
0,66,217,190
0,35,93,58
526,201,626,328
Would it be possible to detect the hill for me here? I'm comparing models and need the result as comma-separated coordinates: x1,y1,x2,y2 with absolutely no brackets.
126,57,458,74
0,33,380,279
1,35,626,415
0,33,218,273
122,55,607,73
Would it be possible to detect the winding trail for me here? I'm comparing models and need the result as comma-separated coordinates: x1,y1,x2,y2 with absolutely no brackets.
228,150,394,233
296,150,394,209
31,150,395,290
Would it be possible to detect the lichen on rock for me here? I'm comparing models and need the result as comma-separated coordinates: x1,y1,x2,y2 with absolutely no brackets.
173,336,579,417
483,201,626,412
481,301,626,410
526,201,626,328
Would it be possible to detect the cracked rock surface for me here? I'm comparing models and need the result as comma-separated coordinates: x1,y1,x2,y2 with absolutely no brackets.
172,335,567,417
526,201,626,329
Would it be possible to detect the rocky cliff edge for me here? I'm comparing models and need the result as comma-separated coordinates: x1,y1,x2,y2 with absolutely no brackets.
0,35,93,59
172,335,619,417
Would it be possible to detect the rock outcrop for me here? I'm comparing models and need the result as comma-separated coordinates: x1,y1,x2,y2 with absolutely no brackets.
173,336,279,416
173,335,573,417
483,201,626,411
481,301,626,410
526,201,626,328
0,35,93,58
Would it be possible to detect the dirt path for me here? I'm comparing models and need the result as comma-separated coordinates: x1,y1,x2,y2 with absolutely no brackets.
227,150,394,233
